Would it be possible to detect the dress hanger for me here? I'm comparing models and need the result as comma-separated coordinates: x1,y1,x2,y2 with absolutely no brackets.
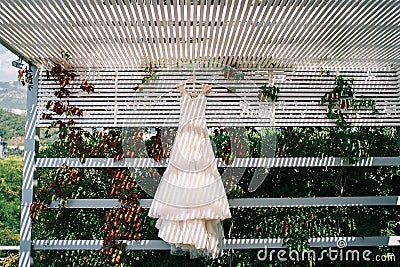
175,76,212,97
175,76,204,97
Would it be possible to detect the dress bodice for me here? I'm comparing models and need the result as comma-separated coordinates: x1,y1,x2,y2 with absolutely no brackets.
169,83,214,171
177,83,211,127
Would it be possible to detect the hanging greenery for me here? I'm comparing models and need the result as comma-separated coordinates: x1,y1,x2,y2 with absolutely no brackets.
318,69,380,164
258,84,280,102
32,57,143,266
222,63,245,80
319,69,378,129
17,66,34,90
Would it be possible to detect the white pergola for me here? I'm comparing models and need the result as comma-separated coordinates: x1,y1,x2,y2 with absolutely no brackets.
0,1,400,266
0,0,399,69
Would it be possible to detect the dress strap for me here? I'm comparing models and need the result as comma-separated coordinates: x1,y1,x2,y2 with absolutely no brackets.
176,83,187,95
202,84,212,96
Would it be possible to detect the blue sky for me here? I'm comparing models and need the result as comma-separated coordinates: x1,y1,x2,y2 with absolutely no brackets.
0,44,18,82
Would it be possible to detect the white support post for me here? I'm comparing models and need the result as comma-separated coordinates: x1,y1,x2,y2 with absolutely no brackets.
19,66,39,267
396,57,400,146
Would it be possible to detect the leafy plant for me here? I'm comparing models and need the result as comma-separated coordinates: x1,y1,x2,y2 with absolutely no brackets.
258,84,280,102
222,64,245,80
319,69,378,129
61,50,72,62
17,66,33,90
141,64,158,84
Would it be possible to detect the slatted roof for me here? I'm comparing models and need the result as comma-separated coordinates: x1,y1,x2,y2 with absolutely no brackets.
0,0,399,69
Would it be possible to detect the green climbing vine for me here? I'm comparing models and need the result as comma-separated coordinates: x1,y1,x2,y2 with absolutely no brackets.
32,57,143,266
258,84,280,102
319,69,379,163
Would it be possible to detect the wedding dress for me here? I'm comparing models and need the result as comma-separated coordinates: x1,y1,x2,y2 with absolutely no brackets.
148,83,231,259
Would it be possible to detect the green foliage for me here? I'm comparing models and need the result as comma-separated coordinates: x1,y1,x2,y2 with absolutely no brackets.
0,252,18,267
0,109,25,143
222,65,245,81
318,71,381,163
141,64,158,85
319,71,378,130
30,125,400,266
259,85,280,102
0,156,23,246
0,81,27,112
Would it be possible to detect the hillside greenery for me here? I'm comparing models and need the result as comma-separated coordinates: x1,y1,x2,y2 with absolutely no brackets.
0,81,27,112
0,156,22,249
0,109,25,145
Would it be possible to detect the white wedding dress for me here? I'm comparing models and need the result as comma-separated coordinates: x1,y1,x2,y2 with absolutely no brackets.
148,83,231,259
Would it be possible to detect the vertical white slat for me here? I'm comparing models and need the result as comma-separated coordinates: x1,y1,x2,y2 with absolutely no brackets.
62,0,114,67
164,0,179,64
249,0,280,67
259,0,292,68
215,2,231,66
192,0,198,60
97,0,132,67
186,0,191,60
205,0,218,62
289,0,348,63
225,0,250,67
196,0,208,61
272,0,318,64
211,1,227,64
222,0,243,67
122,0,151,66
108,0,139,67
217,0,238,66
150,0,168,66
0,2,54,63
75,0,117,67
160,1,176,64
199,0,212,60
171,0,181,61
179,0,186,60
139,0,159,62
19,66,39,267
170,0,182,62
241,0,271,68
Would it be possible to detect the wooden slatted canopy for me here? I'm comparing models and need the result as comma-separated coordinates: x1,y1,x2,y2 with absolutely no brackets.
1,1,400,266
0,0,399,69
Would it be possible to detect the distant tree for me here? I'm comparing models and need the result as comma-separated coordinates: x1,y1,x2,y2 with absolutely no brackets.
0,109,25,143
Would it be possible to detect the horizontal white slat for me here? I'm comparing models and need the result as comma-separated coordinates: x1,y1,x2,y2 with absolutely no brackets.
36,67,400,127
0,246,19,251
32,236,400,250
47,196,400,209
35,157,400,168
